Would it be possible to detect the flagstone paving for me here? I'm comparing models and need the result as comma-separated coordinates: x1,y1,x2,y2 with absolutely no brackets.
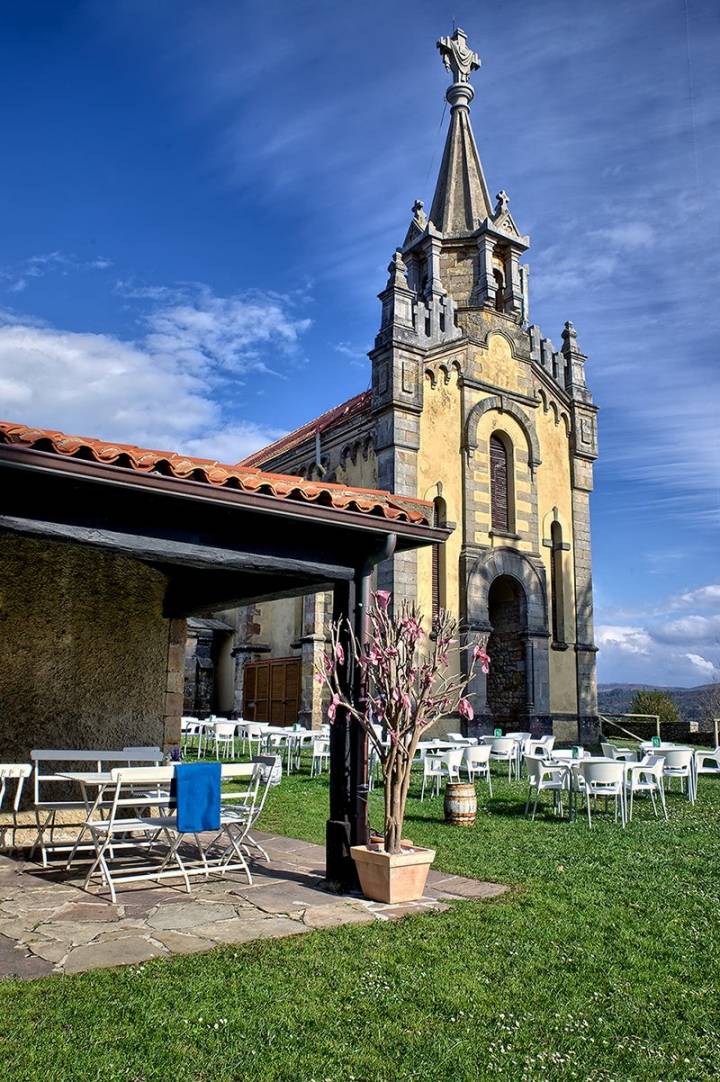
0,832,507,978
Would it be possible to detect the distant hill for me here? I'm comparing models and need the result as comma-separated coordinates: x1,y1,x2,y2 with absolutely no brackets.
598,683,718,724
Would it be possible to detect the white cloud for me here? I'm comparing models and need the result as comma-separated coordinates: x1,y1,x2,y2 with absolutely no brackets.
592,221,655,250
595,625,652,656
593,588,718,688
651,615,720,646
0,283,308,463
686,654,719,677
675,585,720,608
0,251,113,294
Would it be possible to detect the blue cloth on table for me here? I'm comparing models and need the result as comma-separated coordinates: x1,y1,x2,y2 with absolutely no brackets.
170,762,221,833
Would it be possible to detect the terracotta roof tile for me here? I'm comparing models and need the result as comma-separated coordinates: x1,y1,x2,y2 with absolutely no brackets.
0,419,432,526
239,390,372,468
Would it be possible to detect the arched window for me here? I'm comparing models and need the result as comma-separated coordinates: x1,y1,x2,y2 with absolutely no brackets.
493,268,505,312
431,496,447,621
490,434,512,532
550,521,565,644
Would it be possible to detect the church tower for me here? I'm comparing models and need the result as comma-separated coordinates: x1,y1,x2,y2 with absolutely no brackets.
235,28,599,741
370,27,598,739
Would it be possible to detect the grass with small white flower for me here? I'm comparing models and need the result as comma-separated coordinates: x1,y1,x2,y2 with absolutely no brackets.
1,756,719,1081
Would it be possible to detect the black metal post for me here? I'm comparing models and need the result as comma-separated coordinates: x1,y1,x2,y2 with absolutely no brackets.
325,578,357,888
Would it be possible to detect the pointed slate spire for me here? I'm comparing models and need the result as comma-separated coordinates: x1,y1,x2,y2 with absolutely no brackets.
429,28,493,236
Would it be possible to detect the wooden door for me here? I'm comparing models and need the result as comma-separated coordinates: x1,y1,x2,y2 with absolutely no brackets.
243,657,301,725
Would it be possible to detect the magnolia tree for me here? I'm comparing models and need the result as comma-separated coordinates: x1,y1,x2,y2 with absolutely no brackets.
316,590,489,855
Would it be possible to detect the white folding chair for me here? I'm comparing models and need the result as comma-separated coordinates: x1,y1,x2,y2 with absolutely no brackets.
579,760,627,828
524,755,567,819
204,763,262,880
660,748,696,803
0,764,32,851
83,767,183,902
464,744,492,795
625,754,667,821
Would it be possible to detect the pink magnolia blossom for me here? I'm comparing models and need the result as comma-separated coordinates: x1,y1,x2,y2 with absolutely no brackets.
335,642,345,665
375,590,391,610
473,644,491,674
458,697,474,721
314,671,324,685
327,693,341,723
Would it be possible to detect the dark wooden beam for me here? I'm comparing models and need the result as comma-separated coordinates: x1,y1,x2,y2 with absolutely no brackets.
0,515,354,582
162,571,335,618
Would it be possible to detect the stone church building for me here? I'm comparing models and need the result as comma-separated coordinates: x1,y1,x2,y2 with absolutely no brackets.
188,29,599,742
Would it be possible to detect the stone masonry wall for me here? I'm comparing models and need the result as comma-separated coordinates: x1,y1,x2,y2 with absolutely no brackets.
0,535,172,763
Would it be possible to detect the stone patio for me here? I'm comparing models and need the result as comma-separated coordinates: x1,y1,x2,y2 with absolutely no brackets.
0,832,507,979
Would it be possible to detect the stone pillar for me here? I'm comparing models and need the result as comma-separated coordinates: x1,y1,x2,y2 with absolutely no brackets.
163,617,186,750
473,235,497,308
297,591,330,729
572,477,599,741
505,249,523,319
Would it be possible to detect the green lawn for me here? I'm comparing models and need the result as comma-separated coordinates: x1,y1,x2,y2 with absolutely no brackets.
2,758,719,1081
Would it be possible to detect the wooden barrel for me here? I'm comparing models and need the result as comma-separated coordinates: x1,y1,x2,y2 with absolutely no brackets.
444,782,477,827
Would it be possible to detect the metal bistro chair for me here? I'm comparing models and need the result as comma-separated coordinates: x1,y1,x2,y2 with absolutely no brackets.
0,764,32,851
83,767,185,903
217,755,279,864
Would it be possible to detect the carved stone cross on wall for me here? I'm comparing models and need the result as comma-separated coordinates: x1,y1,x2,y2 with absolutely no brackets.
436,27,480,84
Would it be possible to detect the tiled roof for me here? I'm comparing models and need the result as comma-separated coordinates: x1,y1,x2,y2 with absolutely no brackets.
0,419,431,526
239,390,372,468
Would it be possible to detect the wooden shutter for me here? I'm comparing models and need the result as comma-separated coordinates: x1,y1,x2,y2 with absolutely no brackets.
490,435,509,531
243,658,301,725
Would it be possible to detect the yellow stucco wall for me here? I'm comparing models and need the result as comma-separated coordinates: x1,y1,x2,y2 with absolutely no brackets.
255,594,303,657
415,370,464,680
533,389,578,713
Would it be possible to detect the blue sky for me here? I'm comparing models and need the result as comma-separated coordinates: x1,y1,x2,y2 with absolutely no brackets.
0,0,718,686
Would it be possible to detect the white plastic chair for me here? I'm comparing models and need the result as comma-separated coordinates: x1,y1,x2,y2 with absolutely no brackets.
244,723,269,757
660,747,695,803
527,735,555,758
0,764,32,850
524,755,567,819
579,760,627,828
420,754,444,800
625,754,668,821
489,737,520,780
210,720,234,760
310,738,330,777
601,742,637,762
694,746,720,785
464,745,492,795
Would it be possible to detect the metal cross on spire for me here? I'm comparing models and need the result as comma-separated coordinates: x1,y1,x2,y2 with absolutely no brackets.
436,27,480,85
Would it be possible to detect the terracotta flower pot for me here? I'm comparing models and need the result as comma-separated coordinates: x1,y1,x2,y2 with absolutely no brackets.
350,843,436,903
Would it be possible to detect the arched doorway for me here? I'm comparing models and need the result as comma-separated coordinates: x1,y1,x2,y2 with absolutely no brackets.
487,575,528,726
